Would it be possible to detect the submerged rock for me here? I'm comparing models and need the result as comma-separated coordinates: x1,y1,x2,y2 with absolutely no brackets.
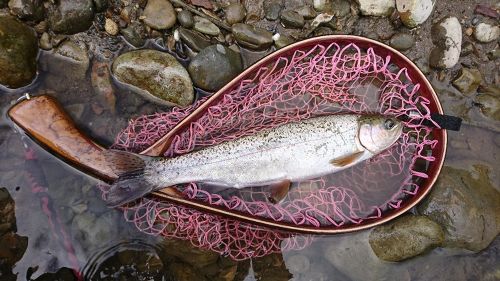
120,22,146,48
474,23,500,43
396,0,434,28
417,165,500,252
369,215,444,262
297,5,317,19
0,15,38,88
356,0,395,16
225,3,246,25
177,9,194,28
429,16,462,69
8,0,45,20
178,27,211,52
281,10,305,28
112,49,194,107
232,23,274,50
50,40,90,78
188,44,243,91
193,16,220,36
264,0,282,20
143,0,176,30
274,33,295,49
451,68,482,95
48,0,94,34
475,93,500,121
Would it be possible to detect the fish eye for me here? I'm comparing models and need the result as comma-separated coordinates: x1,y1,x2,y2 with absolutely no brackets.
384,119,396,130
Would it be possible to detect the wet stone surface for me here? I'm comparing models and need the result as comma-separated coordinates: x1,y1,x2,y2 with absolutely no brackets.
112,49,194,107
418,166,500,252
0,15,38,88
48,0,94,34
369,215,445,262
188,44,243,91
142,0,176,30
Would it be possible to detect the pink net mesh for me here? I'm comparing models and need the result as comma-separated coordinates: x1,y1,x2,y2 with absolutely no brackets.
102,42,439,260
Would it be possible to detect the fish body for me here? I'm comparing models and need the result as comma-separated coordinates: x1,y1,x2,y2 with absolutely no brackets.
105,114,403,206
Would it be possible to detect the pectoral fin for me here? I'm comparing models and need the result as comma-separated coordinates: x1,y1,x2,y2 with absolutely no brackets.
330,151,364,167
268,180,291,204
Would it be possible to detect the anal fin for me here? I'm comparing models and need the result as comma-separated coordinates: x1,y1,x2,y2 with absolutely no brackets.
330,151,364,167
268,180,291,204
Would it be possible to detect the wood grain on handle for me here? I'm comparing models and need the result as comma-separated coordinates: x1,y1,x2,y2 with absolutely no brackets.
8,95,118,181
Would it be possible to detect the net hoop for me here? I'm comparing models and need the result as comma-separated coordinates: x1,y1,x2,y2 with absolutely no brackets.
118,35,447,234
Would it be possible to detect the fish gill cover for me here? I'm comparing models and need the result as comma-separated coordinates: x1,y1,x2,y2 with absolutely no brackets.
101,41,439,260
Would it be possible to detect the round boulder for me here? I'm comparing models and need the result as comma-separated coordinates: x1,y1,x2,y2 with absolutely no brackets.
369,215,444,262
417,165,500,252
429,16,462,69
0,15,38,88
48,0,94,34
188,44,243,91
112,49,194,107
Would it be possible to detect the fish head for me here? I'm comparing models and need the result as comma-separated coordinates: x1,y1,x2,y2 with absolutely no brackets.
357,115,403,154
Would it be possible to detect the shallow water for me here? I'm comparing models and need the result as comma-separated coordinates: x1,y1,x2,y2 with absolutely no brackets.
1,30,499,281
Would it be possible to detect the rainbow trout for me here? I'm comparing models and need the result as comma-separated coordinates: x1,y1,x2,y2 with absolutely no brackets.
105,114,403,206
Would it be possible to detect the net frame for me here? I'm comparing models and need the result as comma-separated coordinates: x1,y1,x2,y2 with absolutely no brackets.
111,36,446,233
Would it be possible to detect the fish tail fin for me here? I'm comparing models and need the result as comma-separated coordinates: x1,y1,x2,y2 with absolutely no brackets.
103,149,157,207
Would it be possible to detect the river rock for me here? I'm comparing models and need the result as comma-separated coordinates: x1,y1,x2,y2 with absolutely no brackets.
451,68,482,95
188,44,243,91
417,165,500,252
225,3,246,25
281,10,305,28
48,0,94,34
297,5,317,19
177,9,194,28
39,32,52,50
51,40,89,78
193,16,220,36
143,0,176,30
429,16,462,69
474,23,500,43
313,0,326,12
274,33,295,48
104,18,119,35
389,32,415,50
356,0,395,16
112,49,194,107
8,0,45,20
232,23,273,50
178,27,211,52
264,0,282,20
396,0,434,28
475,93,500,121
369,215,444,262
332,0,352,17
0,15,38,88
120,22,146,47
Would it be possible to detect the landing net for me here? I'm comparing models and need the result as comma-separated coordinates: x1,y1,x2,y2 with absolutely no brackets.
104,42,439,260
